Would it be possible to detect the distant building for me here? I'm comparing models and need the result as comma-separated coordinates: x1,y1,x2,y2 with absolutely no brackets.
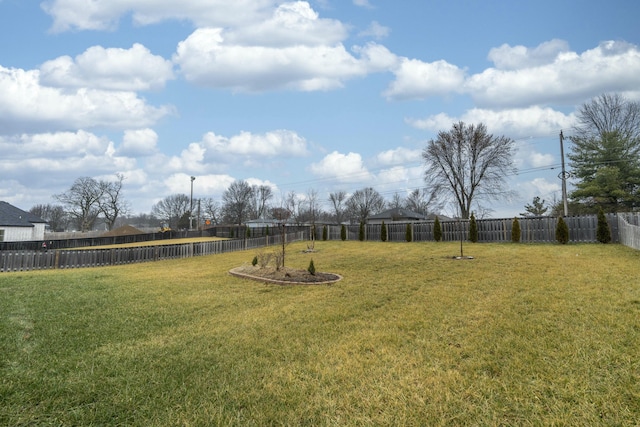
0,201,47,242
366,208,428,225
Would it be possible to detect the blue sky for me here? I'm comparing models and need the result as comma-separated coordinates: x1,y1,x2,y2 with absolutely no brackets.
1,0,639,218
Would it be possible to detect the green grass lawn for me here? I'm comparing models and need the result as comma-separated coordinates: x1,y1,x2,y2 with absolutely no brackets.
1,241,639,426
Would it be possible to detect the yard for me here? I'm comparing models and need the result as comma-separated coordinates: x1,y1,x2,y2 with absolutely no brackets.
1,241,639,425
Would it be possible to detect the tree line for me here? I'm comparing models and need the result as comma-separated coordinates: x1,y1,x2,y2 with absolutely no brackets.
30,93,640,232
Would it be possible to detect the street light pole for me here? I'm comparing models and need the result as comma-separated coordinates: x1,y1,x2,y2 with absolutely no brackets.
190,176,195,230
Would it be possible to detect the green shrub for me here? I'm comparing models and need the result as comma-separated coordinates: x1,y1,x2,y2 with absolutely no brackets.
230,229,235,238
246,227,251,238
307,259,316,275
405,223,412,242
340,224,347,241
265,225,269,236
469,213,478,243
511,217,521,243
597,208,612,243
252,256,258,266
359,222,365,241
381,221,387,242
556,217,569,244
322,225,328,241
434,216,442,242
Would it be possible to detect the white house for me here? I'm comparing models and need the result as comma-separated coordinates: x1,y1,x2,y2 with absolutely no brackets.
0,201,47,242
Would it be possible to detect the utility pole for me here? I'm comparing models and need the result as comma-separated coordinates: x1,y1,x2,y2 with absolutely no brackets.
559,131,569,217
190,176,196,230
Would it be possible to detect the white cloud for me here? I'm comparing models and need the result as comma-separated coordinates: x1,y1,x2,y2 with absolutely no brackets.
202,130,309,158
119,129,159,157
174,26,390,92
383,58,466,100
42,0,277,32
359,21,389,39
163,173,236,196
156,130,310,175
353,0,373,8
0,131,135,178
227,2,347,47
529,152,555,168
309,151,373,183
376,147,421,166
488,39,570,70
465,40,640,108
40,44,174,91
407,106,574,139
0,66,172,133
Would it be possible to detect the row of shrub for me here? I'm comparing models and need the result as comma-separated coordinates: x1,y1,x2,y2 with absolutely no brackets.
308,208,613,245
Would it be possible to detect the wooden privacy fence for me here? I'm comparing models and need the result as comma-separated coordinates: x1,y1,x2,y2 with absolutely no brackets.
618,214,640,250
327,213,625,244
0,232,306,273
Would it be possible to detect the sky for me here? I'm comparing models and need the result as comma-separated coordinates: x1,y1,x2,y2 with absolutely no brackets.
1,0,639,219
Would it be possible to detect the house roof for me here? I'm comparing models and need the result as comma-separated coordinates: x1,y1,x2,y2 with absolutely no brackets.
0,201,47,227
367,208,427,221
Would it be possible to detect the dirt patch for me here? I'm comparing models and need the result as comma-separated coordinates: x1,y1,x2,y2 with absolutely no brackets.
229,265,341,285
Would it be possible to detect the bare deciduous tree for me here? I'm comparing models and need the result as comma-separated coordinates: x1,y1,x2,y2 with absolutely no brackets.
151,194,190,229
55,177,103,232
328,190,347,224
222,180,254,225
252,185,273,219
422,122,516,219
200,197,221,225
345,187,386,224
404,188,438,216
99,174,129,230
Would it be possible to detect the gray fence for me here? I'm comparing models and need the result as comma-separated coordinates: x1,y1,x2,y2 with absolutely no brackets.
0,232,306,273
324,213,627,244
4,214,640,273
618,214,640,250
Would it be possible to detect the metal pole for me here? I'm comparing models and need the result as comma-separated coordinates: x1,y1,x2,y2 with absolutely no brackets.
190,176,195,230
559,131,569,216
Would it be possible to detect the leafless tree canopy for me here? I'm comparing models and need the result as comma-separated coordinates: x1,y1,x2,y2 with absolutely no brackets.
151,194,190,229
345,187,386,224
572,93,640,142
328,190,347,223
221,180,254,225
422,122,516,219
54,175,129,231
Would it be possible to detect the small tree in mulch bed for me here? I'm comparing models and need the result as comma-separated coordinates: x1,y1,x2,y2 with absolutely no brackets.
380,221,387,242
434,216,442,242
556,217,569,244
469,213,478,243
596,207,612,243
511,217,521,243
308,259,316,275
405,223,412,242
340,224,347,241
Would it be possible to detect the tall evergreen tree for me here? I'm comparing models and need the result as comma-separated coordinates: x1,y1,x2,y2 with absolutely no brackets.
405,223,412,242
340,224,347,241
569,94,640,212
